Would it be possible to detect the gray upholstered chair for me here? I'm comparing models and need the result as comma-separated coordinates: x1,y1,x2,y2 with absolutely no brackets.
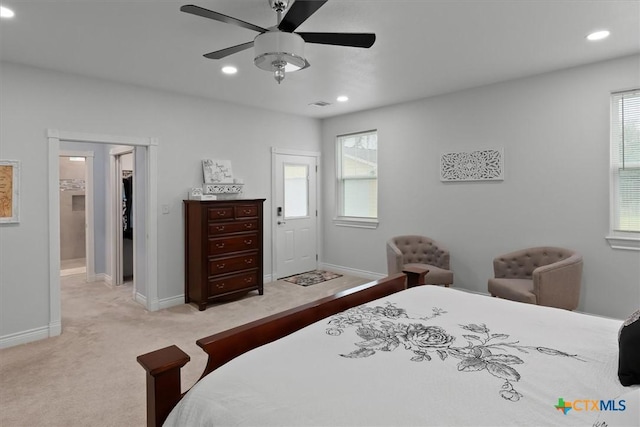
488,247,583,310
386,235,453,287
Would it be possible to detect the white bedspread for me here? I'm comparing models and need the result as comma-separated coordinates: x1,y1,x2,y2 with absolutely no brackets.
165,286,639,426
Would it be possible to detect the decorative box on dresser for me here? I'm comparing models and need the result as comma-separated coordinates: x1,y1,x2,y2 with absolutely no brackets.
184,199,266,311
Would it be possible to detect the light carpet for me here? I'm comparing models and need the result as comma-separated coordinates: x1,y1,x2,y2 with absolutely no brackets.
0,272,369,427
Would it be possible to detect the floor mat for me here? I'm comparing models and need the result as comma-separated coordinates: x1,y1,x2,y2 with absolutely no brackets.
282,270,343,287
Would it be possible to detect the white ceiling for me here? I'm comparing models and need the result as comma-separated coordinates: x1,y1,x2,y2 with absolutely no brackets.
1,0,638,119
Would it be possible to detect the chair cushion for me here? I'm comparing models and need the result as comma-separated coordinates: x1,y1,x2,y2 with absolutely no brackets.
618,309,640,386
404,263,453,285
488,278,537,304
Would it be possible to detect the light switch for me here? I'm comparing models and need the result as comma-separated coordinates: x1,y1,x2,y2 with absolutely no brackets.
161,204,170,214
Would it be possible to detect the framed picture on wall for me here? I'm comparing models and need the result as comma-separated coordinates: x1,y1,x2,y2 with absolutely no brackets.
0,160,20,224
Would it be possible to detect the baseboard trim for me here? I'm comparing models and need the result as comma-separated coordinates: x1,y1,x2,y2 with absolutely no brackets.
135,292,147,307
49,319,62,337
95,273,112,286
135,293,186,310
158,294,185,310
0,325,50,349
318,263,385,281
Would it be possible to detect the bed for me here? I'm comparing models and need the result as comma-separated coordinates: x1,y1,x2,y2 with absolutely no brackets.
138,274,639,426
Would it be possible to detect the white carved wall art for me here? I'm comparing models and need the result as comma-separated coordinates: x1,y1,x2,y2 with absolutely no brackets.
440,149,504,182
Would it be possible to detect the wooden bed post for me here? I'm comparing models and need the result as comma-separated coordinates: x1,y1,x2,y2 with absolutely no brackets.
137,345,190,427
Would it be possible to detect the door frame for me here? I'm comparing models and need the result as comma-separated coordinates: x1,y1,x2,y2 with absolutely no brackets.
59,150,95,282
47,129,159,337
270,147,321,280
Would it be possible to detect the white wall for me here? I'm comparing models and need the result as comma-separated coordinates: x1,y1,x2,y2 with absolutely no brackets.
321,55,640,319
0,61,321,340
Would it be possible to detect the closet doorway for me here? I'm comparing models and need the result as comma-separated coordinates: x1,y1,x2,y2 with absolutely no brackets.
112,147,135,288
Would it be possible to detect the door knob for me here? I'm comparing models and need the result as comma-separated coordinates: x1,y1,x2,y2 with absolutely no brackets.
277,221,286,225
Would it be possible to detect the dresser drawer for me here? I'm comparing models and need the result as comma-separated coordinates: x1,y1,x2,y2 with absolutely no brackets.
208,234,258,255
208,220,258,236
208,271,258,296
207,207,234,221
235,204,259,218
208,254,258,275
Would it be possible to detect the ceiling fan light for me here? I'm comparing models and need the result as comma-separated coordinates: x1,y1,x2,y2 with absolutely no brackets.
0,6,15,18
254,31,306,79
221,65,238,75
586,30,610,41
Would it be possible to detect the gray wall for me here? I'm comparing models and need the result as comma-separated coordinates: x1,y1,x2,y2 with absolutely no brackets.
321,55,640,319
0,61,321,340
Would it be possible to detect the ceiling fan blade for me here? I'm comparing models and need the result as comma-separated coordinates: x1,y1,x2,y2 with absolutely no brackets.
278,0,327,33
203,41,254,59
298,32,376,48
181,4,268,33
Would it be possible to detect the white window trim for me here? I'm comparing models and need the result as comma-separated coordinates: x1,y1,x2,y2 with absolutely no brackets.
605,235,640,251
606,89,640,251
333,216,379,229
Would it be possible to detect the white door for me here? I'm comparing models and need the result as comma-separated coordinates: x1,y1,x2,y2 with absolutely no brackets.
273,151,318,279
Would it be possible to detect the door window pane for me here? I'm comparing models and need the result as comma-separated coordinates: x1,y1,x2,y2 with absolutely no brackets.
284,164,308,218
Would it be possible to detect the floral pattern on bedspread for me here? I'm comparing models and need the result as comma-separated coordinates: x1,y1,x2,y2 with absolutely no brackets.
326,301,584,403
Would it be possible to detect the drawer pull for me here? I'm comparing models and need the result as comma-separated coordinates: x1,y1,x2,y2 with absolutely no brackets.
244,277,253,283
216,243,225,249
244,223,253,229
244,259,253,264
217,263,225,269
216,283,225,289
244,239,253,245
243,209,252,214
217,211,226,216
216,226,225,231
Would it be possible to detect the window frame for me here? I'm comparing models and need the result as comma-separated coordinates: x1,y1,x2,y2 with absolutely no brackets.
606,89,640,251
334,130,379,229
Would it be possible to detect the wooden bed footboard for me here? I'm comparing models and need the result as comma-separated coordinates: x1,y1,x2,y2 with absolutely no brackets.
137,273,407,427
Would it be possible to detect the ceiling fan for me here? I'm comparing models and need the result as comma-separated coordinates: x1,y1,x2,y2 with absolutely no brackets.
180,0,376,84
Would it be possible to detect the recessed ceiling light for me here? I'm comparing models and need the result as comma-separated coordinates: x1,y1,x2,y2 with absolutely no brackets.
337,95,349,102
586,30,610,41
221,66,238,75
0,6,15,18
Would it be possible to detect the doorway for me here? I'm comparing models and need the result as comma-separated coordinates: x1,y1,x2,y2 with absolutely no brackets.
47,129,159,339
111,148,135,287
59,151,95,281
271,148,320,279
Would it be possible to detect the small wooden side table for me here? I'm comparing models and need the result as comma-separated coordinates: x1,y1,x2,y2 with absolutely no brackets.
402,266,429,288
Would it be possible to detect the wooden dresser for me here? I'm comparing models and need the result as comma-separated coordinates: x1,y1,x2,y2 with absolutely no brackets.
183,199,265,310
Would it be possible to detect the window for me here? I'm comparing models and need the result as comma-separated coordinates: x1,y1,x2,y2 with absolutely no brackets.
607,90,640,250
335,130,378,228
